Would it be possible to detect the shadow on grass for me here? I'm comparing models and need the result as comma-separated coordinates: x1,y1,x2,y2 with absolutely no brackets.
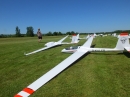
91,52,120,55
91,44,96,48
117,52,130,58
89,51,130,58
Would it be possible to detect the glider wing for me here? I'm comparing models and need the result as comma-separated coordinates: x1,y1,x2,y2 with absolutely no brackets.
82,36,94,47
57,35,69,43
15,50,89,97
25,44,59,56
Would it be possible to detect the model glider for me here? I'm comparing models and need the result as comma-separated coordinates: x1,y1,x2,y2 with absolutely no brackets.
14,35,94,97
62,33,130,53
24,34,80,56
24,35,68,55
24,35,77,56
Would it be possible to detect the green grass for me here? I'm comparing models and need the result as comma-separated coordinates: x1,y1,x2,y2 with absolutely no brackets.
0,35,130,97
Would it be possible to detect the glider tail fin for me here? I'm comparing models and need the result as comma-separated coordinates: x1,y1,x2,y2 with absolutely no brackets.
71,34,79,43
76,34,79,40
115,32,129,51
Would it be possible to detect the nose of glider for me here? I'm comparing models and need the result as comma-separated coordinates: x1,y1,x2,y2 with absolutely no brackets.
61,49,66,53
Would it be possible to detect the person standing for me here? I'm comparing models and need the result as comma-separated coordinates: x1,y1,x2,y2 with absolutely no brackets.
37,28,42,42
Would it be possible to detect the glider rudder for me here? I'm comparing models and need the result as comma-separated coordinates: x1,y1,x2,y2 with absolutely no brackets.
115,32,130,52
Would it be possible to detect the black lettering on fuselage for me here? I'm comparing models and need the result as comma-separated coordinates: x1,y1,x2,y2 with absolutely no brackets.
92,49,105,52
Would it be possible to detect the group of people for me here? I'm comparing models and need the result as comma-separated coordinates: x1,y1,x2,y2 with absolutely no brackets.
37,28,42,42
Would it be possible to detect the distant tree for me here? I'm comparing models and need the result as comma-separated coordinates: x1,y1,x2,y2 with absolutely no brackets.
53,31,58,36
58,31,62,35
15,26,21,37
0,34,3,38
66,31,75,35
66,31,71,35
70,31,75,35
80,33,87,35
0,34,8,38
26,26,34,37
46,31,53,36
113,30,122,34
75,32,79,34
122,30,130,34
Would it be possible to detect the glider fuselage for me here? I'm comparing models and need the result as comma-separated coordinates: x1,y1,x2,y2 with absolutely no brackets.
61,46,124,53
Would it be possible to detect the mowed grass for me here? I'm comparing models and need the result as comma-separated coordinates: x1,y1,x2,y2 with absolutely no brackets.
0,35,130,97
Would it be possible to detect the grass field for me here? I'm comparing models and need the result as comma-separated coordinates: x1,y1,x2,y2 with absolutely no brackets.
0,35,130,97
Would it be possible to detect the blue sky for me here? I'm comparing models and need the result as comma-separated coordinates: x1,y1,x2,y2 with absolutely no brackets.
0,0,130,34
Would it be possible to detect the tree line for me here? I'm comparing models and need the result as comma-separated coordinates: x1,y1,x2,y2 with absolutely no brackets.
13,26,78,37
15,26,79,36
0,26,130,38
15,26,34,37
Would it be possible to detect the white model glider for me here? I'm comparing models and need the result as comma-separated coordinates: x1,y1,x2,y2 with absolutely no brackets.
24,35,68,56
62,33,130,53
14,35,94,97
24,34,80,56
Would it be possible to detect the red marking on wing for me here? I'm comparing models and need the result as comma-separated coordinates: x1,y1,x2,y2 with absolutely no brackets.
14,88,34,97
14,94,23,97
23,88,34,94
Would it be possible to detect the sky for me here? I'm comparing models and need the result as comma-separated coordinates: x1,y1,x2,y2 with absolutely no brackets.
0,0,130,34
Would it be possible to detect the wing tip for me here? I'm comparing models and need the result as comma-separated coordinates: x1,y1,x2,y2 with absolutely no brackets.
24,52,27,56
